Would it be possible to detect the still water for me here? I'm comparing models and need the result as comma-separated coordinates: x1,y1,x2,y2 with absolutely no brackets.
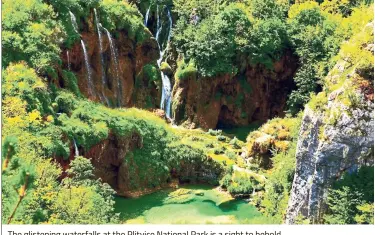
114,185,270,224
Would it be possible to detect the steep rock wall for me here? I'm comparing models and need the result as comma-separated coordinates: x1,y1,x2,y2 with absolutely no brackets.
286,57,374,224
172,53,298,129
61,131,223,197
59,12,161,109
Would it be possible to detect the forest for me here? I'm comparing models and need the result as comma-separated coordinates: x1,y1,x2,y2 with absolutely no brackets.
1,0,374,224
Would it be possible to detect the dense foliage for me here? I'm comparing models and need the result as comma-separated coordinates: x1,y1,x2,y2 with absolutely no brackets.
1,0,373,225
1,0,221,224
324,167,374,224
171,0,373,114
173,0,290,76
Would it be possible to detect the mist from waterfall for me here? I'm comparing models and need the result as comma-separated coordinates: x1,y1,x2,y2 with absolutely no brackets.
104,27,122,107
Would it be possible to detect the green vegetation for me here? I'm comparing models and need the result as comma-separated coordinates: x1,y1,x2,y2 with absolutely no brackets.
173,0,287,76
1,0,373,225
173,0,373,114
175,59,197,80
324,166,374,224
99,0,151,43
137,63,161,87
221,168,265,195
2,0,62,74
287,1,373,113
1,61,225,223
246,116,302,222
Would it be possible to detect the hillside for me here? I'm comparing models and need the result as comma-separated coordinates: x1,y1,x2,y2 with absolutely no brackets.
1,0,373,224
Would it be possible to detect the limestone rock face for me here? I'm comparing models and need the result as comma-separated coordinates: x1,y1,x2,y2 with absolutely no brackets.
286,22,374,224
59,13,161,109
81,131,223,196
172,52,298,130
286,85,374,224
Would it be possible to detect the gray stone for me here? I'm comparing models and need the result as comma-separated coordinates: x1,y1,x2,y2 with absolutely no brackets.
285,97,374,224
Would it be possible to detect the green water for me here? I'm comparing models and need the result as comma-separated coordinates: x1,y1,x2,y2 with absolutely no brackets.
114,185,271,224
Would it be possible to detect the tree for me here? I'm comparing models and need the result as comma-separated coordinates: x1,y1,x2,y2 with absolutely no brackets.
324,186,363,224
2,136,18,172
324,167,374,224
355,203,374,224
286,2,341,114
65,156,95,186
2,0,62,74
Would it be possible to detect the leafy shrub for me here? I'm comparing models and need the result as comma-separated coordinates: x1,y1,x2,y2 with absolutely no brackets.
217,135,227,142
61,70,81,97
2,63,53,115
175,59,197,80
139,64,160,86
250,18,288,67
220,173,232,189
173,2,252,76
226,150,237,160
355,203,374,224
227,173,254,195
229,137,241,149
205,143,214,148
214,148,225,155
250,0,288,20
324,166,374,224
99,0,150,43
2,0,62,74
208,129,222,136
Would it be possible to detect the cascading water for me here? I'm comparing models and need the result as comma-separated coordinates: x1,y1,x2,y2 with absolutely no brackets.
94,9,106,88
104,27,122,107
69,11,96,99
153,6,173,119
143,5,173,119
69,11,79,34
94,10,111,107
67,51,71,71
145,6,151,26
155,5,162,43
81,40,95,97
157,5,161,30
166,9,173,45
73,138,79,157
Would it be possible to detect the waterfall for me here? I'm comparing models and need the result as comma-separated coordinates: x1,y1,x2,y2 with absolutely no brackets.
73,138,79,157
160,8,173,119
160,73,172,118
80,40,95,97
66,51,71,71
94,9,106,88
155,5,163,44
69,11,79,34
145,6,151,26
104,27,122,107
157,5,160,29
166,8,173,45
144,5,173,119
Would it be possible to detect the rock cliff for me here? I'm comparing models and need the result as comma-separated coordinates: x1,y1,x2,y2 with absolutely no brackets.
172,53,298,129
59,11,161,109
286,24,374,223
